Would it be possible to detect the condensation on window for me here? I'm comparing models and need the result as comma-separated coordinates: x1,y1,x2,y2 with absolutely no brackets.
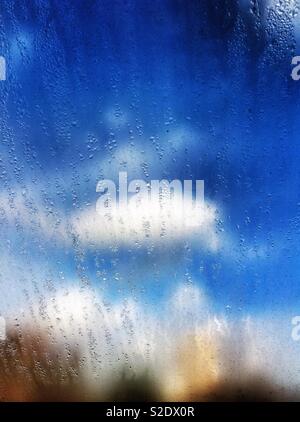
0,0,299,401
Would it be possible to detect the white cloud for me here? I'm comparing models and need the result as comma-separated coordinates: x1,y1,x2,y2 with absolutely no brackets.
70,196,220,250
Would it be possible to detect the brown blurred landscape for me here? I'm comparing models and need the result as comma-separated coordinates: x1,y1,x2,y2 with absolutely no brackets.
0,324,298,402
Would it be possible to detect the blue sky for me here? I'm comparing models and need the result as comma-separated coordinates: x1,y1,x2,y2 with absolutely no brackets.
0,0,300,332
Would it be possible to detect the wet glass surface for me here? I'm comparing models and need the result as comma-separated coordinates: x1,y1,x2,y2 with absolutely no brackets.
0,0,300,401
